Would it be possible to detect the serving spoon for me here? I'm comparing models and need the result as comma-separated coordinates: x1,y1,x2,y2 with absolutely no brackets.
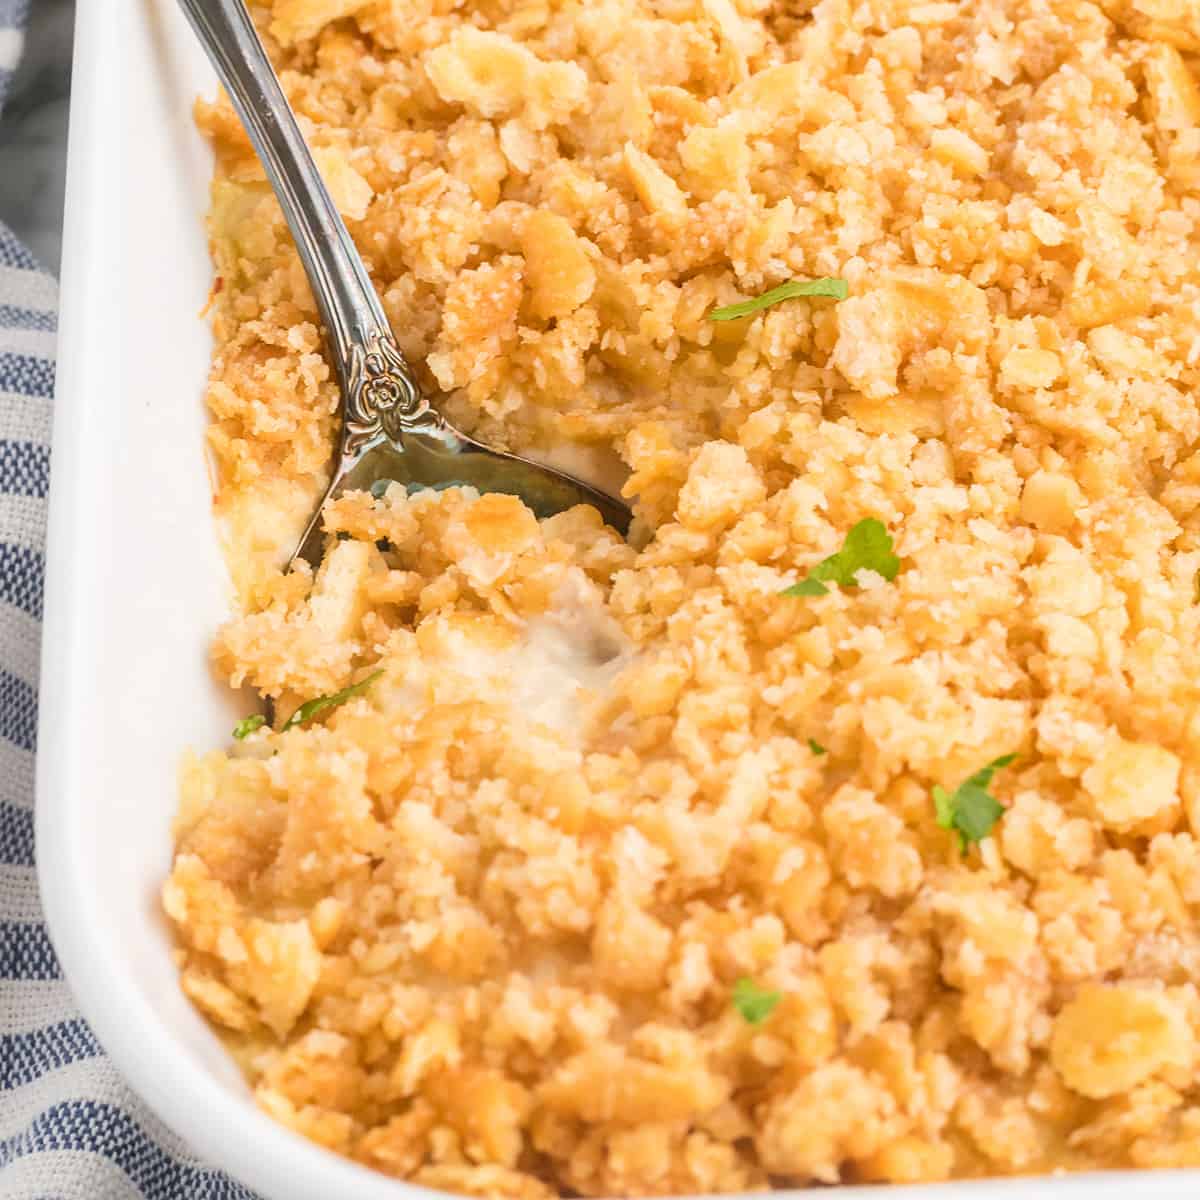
178,0,632,572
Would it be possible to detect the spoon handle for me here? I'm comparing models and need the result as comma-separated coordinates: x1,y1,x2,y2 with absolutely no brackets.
177,0,426,449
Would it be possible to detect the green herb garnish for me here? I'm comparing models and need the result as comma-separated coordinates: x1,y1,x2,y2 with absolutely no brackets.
709,277,849,321
781,518,901,597
733,977,782,1024
808,738,827,756
281,670,384,733
232,714,266,740
933,754,1017,852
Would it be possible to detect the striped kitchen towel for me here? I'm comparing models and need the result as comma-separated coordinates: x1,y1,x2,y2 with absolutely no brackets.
0,7,258,1198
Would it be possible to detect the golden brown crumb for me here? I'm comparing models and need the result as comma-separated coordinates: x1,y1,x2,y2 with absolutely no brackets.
167,0,1200,1192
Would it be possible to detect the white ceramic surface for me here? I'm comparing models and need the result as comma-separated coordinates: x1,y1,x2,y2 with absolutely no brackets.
34,1,1200,1198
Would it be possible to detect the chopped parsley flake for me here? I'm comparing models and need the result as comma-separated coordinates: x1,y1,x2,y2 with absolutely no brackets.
781,518,901,597
232,714,266,740
808,738,828,756
281,670,384,733
732,977,782,1024
709,277,849,321
933,754,1017,852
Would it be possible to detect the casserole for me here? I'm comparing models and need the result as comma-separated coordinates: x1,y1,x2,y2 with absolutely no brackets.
35,1,1200,1198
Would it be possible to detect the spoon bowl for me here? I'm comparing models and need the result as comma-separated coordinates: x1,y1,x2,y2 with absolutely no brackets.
293,415,633,567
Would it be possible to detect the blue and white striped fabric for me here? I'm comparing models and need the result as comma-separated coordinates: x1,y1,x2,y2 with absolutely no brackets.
0,8,260,1198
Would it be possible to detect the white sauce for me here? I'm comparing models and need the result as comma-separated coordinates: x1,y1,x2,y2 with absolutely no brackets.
522,443,632,499
482,572,631,736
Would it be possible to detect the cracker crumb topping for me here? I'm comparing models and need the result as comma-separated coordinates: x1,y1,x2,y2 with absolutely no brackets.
168,0,1200,1191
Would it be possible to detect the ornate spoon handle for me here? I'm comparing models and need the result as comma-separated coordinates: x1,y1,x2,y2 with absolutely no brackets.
177,0,425,451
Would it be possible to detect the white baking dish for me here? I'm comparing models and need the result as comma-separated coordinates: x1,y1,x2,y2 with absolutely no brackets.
33,1,1200,1198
